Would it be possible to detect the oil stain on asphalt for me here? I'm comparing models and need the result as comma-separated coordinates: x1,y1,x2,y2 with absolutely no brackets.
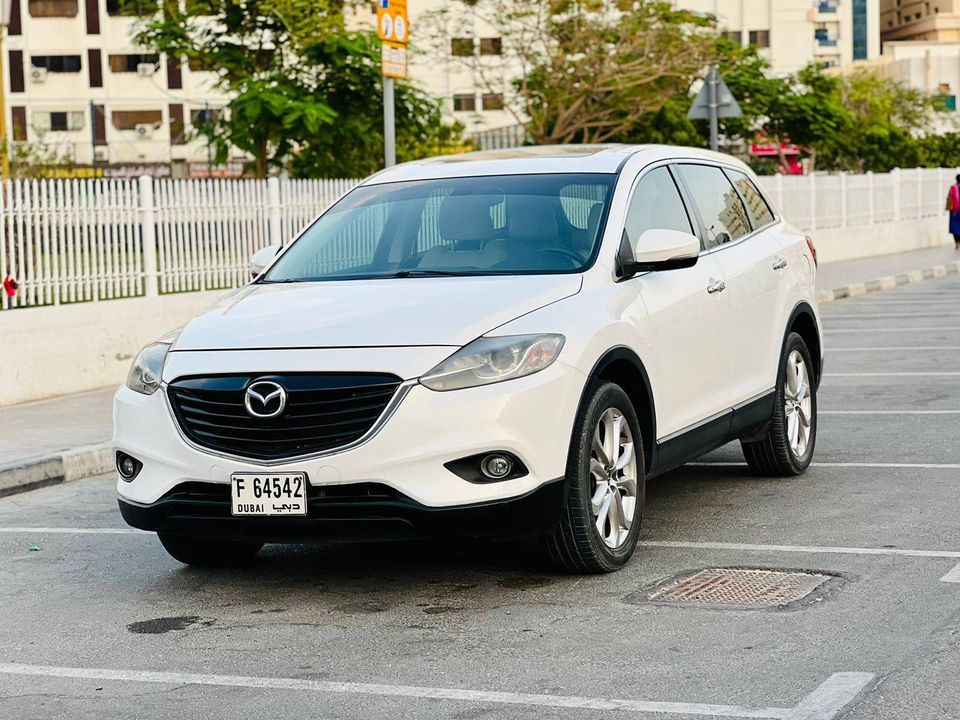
127,616,215,634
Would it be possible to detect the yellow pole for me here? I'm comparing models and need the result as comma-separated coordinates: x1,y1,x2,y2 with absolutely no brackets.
0,26,8,179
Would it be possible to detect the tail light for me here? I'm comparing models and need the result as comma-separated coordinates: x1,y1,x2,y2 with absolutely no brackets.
805,235,818,267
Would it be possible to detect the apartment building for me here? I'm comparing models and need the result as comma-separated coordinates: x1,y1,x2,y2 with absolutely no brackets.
3,0,229,177
676,0,880,73
881,0,960,41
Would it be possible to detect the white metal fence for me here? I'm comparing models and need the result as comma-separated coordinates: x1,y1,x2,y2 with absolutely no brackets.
0,168,953,310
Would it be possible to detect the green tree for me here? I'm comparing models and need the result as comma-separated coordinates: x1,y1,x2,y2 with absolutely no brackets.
138,0,463,177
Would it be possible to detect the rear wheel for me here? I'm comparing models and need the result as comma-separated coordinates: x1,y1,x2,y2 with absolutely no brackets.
158,531,263,567
741,332,817,476
544,382,645,574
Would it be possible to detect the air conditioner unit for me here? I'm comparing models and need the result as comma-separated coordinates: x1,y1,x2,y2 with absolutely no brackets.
93,147,108,163
134,123,155,138
136,63,156,77
30,66,47,83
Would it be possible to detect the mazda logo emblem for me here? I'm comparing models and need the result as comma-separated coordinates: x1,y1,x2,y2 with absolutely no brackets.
244,380,287,418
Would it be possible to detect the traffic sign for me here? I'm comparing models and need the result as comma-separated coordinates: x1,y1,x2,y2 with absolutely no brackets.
381,41,407,79
377,0,409,44
687,71,742,120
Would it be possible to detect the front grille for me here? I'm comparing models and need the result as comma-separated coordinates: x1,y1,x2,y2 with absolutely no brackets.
167,373,402,461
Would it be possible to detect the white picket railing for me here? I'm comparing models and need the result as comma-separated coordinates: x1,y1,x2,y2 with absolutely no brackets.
0,168,953,310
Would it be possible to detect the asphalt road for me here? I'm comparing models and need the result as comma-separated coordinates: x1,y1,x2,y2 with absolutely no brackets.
2,275,960,719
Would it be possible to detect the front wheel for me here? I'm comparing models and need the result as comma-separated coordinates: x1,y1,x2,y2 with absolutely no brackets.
158,532,263,567
741,332,817,476
544,382,645,574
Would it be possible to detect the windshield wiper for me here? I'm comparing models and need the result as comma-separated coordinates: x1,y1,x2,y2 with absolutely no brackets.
387,269,476,278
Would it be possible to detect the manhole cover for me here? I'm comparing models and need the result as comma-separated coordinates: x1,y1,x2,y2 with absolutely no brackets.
629,568,842,610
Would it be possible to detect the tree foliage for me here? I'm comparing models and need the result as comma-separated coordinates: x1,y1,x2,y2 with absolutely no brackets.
431,0,719,144
138,0,463,177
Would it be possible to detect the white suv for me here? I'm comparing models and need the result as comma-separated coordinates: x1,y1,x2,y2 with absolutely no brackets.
115,145,821,573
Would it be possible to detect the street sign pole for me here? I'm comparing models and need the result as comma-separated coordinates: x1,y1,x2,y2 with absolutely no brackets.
708,65,719,152
383,76,396,168
377,0,407,169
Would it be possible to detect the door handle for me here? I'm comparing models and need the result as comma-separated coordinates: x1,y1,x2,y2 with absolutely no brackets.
707,280,726,294
772,257,787,270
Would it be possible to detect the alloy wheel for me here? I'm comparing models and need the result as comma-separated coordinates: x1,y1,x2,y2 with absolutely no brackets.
784,350,813,459
590,407,639,549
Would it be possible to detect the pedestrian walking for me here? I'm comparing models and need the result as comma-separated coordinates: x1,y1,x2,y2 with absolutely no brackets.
947,174,960,249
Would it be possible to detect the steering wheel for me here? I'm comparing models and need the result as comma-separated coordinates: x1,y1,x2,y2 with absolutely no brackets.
539,248,585,267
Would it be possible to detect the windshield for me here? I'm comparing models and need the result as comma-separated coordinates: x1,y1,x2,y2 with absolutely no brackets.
262,173,616,282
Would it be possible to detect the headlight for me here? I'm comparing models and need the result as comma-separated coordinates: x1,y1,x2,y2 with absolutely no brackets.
420,334,565,392
125,343,170,395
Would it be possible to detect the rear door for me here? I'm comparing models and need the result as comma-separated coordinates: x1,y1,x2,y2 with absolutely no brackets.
675,164,785,405
621,165,732,439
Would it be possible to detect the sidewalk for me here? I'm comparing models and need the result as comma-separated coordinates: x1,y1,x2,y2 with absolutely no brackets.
2,244,959,494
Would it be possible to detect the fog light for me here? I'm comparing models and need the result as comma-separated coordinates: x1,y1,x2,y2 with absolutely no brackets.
481,454,513,480
116,452,142,482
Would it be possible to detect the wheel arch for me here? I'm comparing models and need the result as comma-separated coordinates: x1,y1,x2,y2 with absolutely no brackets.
785,302,822,387
578,347,657,474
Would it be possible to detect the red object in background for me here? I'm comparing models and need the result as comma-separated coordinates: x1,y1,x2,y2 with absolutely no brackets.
805,236,818,267
3,276,18,297
750,142,804,175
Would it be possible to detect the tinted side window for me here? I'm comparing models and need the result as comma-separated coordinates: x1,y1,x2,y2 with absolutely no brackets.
624,167,693,253
727,170,775,228
676,164,751,250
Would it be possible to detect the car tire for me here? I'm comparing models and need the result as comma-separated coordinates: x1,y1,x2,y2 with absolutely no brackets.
544,382,645,574
157,531,263,567
741,332,817,476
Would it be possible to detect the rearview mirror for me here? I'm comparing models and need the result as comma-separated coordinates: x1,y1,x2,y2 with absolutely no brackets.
616,229,700,280
250,244,281,279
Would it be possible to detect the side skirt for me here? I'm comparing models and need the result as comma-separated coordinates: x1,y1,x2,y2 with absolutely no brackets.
649,390,775,477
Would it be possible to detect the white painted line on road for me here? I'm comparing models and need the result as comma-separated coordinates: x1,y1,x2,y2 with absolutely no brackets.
939,561,960,584
0,527,142,535
689,461,960,470
823,327,960,333
782,672,874,720
825,372,960,377
638,540,960,560
0,662,792,719
820,410,960,415
827,346,960,351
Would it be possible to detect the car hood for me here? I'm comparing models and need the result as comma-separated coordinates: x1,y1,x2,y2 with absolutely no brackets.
173,275,583,351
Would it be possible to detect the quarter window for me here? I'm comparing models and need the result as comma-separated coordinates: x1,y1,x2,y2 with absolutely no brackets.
726,170,775,228
676,164,751,249
624,167,694,253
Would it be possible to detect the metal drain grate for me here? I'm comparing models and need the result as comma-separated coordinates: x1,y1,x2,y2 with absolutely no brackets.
642,568,833,609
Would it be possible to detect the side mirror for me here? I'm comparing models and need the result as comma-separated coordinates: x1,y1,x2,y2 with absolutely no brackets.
616,228,700,280
250,244,281,279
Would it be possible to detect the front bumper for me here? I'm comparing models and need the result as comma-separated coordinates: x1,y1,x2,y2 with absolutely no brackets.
114,354,586,528
118,478,566,542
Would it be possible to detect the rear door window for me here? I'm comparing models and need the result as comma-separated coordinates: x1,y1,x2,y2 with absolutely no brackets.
676,164,752,250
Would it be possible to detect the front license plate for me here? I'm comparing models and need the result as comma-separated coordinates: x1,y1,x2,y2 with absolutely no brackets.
231,473,307,516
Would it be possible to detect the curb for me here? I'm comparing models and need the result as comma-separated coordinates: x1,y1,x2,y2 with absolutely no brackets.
0,443,112,498
818,260,960,304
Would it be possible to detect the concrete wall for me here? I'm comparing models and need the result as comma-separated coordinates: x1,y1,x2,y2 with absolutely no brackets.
1,291,225,407
812,215,952,264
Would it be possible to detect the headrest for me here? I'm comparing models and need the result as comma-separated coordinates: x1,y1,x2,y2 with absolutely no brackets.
507,195,559,243
438,195,496,246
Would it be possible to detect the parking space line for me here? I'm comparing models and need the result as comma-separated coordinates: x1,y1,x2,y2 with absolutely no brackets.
939,562,960,584
638,539,960,560
823,328,960,333
689,461,960,469
826,346,960,351
0,527,142,535
0,662,793,718
825,372,960,377
782,673,874,720
819,410,960,415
